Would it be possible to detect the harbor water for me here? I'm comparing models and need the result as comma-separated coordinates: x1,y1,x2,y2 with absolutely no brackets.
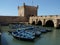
1,26,60,45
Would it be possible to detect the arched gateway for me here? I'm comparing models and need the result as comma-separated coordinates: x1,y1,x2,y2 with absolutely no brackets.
36,21,42,25
29,15,60,28
45,20,54,27
32,21,35,25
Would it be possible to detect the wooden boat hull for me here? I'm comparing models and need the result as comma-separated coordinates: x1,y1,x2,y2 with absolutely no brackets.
40,30,47,33
13,35,35,41
20,38,35,41
46,29,52,32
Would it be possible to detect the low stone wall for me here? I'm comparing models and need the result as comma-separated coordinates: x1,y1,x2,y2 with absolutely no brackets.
0,16,29,24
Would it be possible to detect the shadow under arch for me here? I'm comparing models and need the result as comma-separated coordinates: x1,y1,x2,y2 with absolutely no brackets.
56,24,60,29
45,20,54,27
32,21,35,25
36,21,42,26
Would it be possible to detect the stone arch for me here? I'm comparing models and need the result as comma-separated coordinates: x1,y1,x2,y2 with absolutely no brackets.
45,20,54,27
36,20,42,25
32,21,35,25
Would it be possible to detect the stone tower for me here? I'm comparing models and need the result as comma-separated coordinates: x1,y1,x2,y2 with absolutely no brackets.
18,3,38,19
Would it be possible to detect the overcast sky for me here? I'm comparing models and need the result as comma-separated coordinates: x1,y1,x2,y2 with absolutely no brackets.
0,0,60,16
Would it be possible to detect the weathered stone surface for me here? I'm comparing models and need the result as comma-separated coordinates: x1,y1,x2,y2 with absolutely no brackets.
0,16,28,23
29,15,60,28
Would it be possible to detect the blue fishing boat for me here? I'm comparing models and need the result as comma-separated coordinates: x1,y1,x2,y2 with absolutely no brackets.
25,27,41,37
46,29,52,32
12,30,35,41
35,31,41,37
40,29,47,33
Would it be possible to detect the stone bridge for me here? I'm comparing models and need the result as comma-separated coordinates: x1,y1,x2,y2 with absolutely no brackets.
29,15,60,28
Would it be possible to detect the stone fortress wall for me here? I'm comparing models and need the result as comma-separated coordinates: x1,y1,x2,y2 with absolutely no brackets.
29,15,60,28
0,3,60,28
